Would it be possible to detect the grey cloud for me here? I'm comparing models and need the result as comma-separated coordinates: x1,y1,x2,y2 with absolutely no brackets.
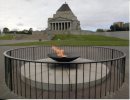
0,0,128,31
16,23,24,26
24,0,33,2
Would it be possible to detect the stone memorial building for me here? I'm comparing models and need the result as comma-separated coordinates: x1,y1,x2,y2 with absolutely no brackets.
47,3,81,32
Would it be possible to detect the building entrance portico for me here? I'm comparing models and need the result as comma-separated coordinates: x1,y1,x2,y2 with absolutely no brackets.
50,21,71,31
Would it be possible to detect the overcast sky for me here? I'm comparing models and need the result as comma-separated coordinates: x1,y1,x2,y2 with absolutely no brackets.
0,0,129,31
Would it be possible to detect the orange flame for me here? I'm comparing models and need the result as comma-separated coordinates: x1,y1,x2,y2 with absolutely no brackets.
52,46,67,57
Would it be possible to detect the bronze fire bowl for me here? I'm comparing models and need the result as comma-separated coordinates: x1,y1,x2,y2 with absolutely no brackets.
48,53,80,62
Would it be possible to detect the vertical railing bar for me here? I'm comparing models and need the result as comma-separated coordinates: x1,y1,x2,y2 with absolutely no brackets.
113,60,116,93
109,60,112,94
123,57,126,83
35,62,37,99
12,50,17,93
19,60,22,96
9,51,13,91
109,49,113,94
62,64,63,99
86,46,88,59
95,63,97,98
5,56,7,87
12,59,14,92
54,63,56,99
33,47,35,60
7,57,9,88
40,46,42,59
121,58,124,85
88,63,91,99
69,63,70,99
22,48,24,59
82,64,84,98
26,47,28,58
75,64,78,99
29,62,31,98
91,47,93,60
105,61,108,96
120,58,122,86
104,48,105,60
16,49,21,95
88,47,89,59
41,63,43,99
31,47,33,60
101,47,102,60
16,59,18,94
116,60,119,90
100,62,103,98
119,59,121,88
47,63,49,99
24,61,26,98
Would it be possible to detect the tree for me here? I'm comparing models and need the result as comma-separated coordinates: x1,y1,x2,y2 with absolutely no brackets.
110,24,121,31
96,29,104,32
123,23,129,31
114,24,120,31
28,28,33,34
3,27,9,33
110,25,115,31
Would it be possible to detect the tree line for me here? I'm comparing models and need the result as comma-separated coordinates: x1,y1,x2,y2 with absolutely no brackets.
96,22,129,32
110,24,129,31
1,27,33,34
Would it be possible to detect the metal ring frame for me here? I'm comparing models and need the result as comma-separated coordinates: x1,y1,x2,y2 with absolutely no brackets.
4,46,126,99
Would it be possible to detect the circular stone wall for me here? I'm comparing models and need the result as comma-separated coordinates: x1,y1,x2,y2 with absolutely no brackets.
21,58,110,91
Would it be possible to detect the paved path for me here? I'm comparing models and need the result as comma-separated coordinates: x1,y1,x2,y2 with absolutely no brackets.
0,40,37,45
94,31,129,40
0,46,129,99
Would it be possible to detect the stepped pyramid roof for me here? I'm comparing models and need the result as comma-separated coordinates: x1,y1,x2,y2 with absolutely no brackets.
57,3,72,12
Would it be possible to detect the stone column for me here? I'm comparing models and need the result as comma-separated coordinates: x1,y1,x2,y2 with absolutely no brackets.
61,22,62,30
62,22,64,30
51,23,53,30
55,23,56,30
54,23,56,30
49,23,51,29
67,22,69,30
57,23,59,30
64,22,66,30
53,23,55,30
52,23,54,30
66,22,68,30
58,23,60,30
70,22,71,30
66,22,67,30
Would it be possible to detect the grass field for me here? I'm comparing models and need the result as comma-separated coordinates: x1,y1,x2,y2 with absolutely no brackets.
0,34,14,40
52,34,127,41
0,34,128,46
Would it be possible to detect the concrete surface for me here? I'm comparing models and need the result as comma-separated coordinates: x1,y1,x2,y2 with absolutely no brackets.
21,58,109,90
0,46,129,99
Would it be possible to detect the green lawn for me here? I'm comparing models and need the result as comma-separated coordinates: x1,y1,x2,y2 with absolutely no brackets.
0,34,128,46
52,34,127,41
0,34,14,40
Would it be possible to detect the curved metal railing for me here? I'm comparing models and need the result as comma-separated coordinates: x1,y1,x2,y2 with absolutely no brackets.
4,46,126,99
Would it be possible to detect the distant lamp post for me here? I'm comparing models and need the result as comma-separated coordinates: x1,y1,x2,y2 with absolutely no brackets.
47,29,52,40
13,32,16,39
1,31,5,36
